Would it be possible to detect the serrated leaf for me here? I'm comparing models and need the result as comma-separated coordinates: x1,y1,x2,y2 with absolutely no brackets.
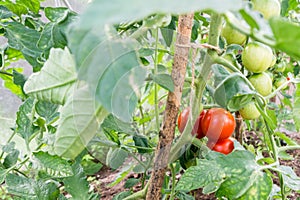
63,162,94,200
54,84,108,159
6,173,60,199
293,84,300,131
24,48,77,105
277,165,300,191
106,148,128,170
16,98,39,142
33,151,73,178
151,73,174,92
4,21,43,71
176,159,226,191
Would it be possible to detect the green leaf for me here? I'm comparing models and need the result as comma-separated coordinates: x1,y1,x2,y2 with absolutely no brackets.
13,69,27,89
4,22,43,71
108,165,133,187
175,159,226,191
35,101,59,124
270,17,300,60
124,178,140,188
106,148,128,169
113,191,132,200
81,157,103,175
76,36,146,122
0,2,27,16
237,172,273,200
6,173,60,199
101,114,136,134
16,98,39,142
151,73,174,92
214,151,272,199
0,5,13,19
277,165,300,191
293,84,300,131
16,0,40,14
3,149,19,169
176,192,195,200
214,73,255,111
24,48,77,105
33,151,73,178
0,68,26,99
38,8,77,52
63,162,97,200
133,135,152,153
54,84,108,159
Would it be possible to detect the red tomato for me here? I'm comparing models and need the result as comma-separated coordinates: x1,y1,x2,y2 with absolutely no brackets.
201,108,235,141
177,107,206,139
207,138,234,155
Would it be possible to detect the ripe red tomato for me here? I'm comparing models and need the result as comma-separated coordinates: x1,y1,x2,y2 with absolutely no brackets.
201,108,235,141
207,138,234,155
177,107,206,139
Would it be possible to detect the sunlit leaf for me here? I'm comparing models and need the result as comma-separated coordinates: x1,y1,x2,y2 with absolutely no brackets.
24,48,77,105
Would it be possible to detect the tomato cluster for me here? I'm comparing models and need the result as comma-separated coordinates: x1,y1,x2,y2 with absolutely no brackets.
178,107,236,154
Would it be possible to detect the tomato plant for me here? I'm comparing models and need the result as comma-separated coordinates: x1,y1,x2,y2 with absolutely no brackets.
201,108,236,141
207,137,234,155
252,0,281,19
239,101,261,120
221,22,247,45
177,107,206,139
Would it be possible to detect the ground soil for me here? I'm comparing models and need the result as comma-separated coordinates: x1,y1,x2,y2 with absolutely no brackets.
94,131,300,200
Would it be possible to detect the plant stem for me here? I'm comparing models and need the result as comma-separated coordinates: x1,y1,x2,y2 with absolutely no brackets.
154,28,160,132
0,70,13,77
169,163,176,200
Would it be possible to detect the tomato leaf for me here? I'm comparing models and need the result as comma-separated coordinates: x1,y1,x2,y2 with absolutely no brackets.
151,73,174,92
293,84,300,131
54,84,108,159
24,48,77,105
6,173,59,199
270,17,300,60
175,159,226,192
4,21,43,71
106,148,128,169
35,101,59,124
213,67,255,111
15,98,39,143
33,151,73,178
277,165,300,191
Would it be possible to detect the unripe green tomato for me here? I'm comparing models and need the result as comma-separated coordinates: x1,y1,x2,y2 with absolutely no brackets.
252,0,281,19
265,70,274,81
270,55,277,67
248,72,273,96
274,62,286,73
239,101,261,120
242,42,273,73
274,76,288,89
221,22,247,45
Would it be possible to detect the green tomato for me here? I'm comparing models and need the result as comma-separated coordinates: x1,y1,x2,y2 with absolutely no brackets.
274,62,286,73
221,22,247,45
274,76,288,89
242,42,273,73
252,0,281,19
265,70,274,81
248,72,273,96
239,101,261,120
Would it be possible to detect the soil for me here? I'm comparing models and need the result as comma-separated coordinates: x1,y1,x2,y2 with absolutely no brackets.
93,131,300,200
